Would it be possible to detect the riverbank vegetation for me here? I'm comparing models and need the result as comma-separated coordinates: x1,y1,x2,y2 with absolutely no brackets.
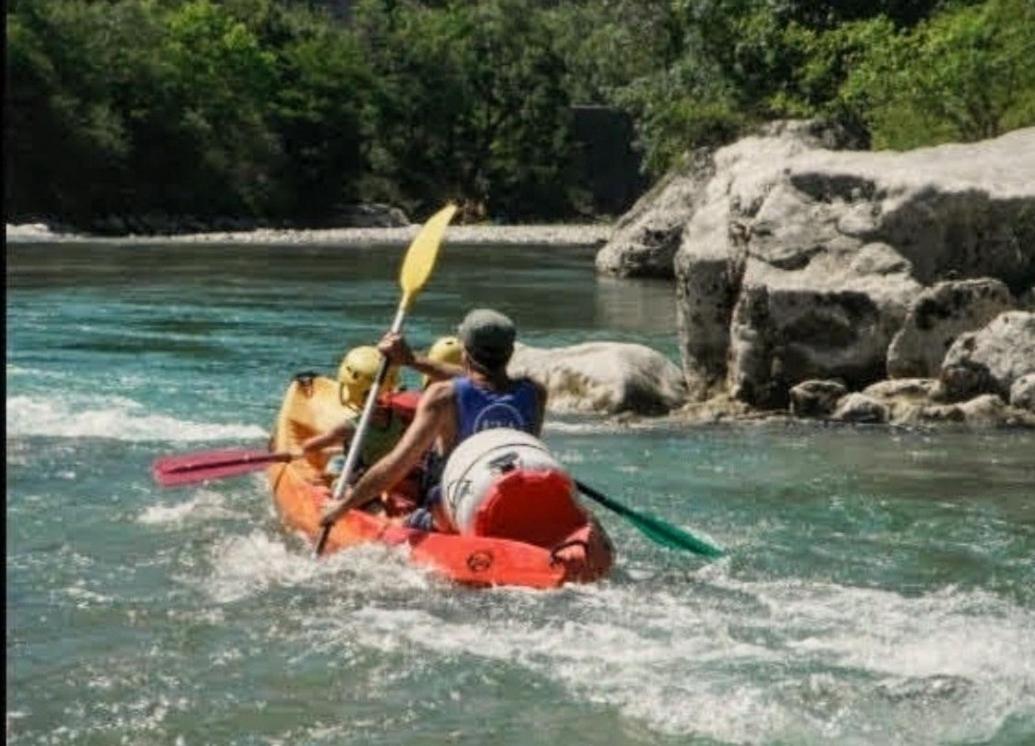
6,0,1034,231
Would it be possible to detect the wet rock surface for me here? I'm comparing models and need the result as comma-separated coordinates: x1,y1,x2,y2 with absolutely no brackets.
1010,373,1035,412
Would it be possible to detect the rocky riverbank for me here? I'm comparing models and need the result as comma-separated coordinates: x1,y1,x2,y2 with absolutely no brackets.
596,120,1035,428
11,122,1035,428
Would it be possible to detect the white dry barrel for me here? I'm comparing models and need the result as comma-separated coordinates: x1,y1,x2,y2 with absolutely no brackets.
440,428,570,535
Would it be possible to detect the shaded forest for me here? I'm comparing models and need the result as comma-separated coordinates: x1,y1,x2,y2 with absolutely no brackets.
6,0,1034,232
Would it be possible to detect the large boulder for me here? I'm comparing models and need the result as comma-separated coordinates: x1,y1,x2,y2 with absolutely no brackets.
507,341,687,415
727,247,921,407
674,121,865,400
938,311,1035,401
887,279,1015,378
595,149,715,279
670,123,1035,407
832,393,889,424
789,379,848,418
861,378,939,422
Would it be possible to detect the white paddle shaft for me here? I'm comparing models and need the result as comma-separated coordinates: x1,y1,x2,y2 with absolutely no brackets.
330,304,407,501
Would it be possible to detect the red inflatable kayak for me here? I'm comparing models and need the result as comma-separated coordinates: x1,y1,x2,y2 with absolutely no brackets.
267,375,614,589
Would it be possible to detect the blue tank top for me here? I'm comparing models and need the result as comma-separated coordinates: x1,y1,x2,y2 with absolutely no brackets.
454,376,539,442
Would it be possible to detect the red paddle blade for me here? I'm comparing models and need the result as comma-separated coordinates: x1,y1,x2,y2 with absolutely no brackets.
152,449,291,487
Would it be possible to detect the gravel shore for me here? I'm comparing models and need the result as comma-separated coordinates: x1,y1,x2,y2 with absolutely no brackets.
6,222,613,247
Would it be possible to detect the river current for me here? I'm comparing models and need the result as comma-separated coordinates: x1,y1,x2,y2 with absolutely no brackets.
6,241,1035,744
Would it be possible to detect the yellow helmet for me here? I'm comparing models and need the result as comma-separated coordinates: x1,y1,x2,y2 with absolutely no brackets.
338,345,398,408
422,335,463,388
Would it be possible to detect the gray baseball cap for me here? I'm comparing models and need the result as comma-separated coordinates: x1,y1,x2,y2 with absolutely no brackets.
457,308,516,368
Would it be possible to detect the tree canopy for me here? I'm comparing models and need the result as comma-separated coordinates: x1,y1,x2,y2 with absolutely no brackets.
5,0,1034,230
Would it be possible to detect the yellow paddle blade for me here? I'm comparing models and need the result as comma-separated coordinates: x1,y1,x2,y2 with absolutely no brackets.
399,203,457,310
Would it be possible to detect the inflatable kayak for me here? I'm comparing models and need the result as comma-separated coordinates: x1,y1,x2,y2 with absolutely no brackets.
267,374,614,589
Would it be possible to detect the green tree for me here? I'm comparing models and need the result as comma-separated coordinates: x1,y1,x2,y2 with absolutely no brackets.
358,0,578,219
843,0,1035,148
544,0,684,106
158,0,279,216
5,0,149,222
272,18,375,218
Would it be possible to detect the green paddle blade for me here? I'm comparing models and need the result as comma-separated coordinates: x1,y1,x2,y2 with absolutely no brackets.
623,509,726,558
575,479,725,558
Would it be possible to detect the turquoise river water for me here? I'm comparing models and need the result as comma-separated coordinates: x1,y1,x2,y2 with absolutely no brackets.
6,240,1035,745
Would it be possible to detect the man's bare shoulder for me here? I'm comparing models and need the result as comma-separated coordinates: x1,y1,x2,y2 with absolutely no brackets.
419,380,456,410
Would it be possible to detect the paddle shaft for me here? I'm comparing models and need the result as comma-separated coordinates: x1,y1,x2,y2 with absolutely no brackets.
575,478,725,557
314,304,408,556
164,451,290,475
574,479,629,516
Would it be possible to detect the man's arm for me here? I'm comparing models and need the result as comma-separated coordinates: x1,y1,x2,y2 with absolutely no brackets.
408,356,464,383
296,420,352,458
321,381,454,523
379,332,463,383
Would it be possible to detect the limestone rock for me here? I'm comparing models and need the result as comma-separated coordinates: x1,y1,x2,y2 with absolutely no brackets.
789,380,847,418
862,378,939,400
727,252,921,407
1009,373,1035,412
887,279,1014,378
939,311,1035,401
956,394,1010,426
918,394,1035,427
832,393,889,424
667,123,1035,408
861,378,939,423
674,126,854,399
595,149,715,278
507,341,687,415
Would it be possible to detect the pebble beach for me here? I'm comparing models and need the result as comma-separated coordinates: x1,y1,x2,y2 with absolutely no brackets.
6,222,613,247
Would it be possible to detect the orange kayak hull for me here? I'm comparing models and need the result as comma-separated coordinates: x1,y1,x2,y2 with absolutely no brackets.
267,376,614,589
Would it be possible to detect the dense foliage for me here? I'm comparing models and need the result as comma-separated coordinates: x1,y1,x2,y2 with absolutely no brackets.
5,0,1034,230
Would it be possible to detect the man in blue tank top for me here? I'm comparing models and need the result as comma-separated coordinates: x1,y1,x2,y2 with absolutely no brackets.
320,308,547,528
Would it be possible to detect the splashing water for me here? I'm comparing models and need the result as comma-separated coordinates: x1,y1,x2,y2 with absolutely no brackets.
6,241,1034,745
7,395,267,442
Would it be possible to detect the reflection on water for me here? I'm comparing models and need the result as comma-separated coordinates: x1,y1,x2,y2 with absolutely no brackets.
593,274,677,335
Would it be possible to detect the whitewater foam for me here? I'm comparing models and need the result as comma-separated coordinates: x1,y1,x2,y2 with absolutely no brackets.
64,582,113,609
286,566,1035,743
6,395,266,442
200,531,429,605
138,490,246,526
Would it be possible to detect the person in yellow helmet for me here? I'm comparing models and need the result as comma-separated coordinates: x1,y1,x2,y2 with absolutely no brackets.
337,345,400,409
295,345,405,486
421,335,463,389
